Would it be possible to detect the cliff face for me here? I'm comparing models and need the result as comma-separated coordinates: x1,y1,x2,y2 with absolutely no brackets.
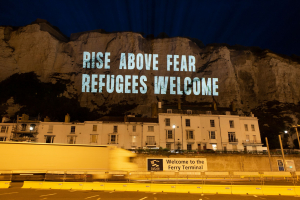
0,21,300,121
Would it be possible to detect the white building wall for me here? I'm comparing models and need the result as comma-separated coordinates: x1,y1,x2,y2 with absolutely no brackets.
0,113,264,151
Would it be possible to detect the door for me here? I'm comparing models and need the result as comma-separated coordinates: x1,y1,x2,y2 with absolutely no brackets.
198,143,201,151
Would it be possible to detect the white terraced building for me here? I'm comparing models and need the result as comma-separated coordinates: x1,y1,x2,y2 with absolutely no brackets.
0,105,265,152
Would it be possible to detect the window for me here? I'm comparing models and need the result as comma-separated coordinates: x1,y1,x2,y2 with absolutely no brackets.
229,120,234,128
166,143,171,150
209,131,216,139
253,135,256,142
48,125,53,133
251,124,255,131
187,110,192,114
146,136,155,145
45,136,55,143
187,144,192,150
165,118,170,126
244,124,248,131
186,119,190,127
232,144,237,151
246,135,250,141
132,125,136,132
1,126,6,133
148,126,154,132
212,144,217,151
67,135,76,144
186,130,194,139
0,137,6,141
228,132,236,142
71,126,75,133
93,125,97,131
167,109,172,113
210,120,215,127
30,124,36,131
110,134,117,144
113,126,118,133
21,124,27,131
166,130,173,139
90,134,98,143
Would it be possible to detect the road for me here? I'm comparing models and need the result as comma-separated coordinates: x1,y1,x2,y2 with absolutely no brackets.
0,182,298,200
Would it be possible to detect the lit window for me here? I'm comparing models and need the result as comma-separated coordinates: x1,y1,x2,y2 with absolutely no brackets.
90,134,98,143
210,120,215,127
93,125,97,131
148,126,154,132
30,124,36,131
244,124,248,131
133,125,136,132
165,118,170,126
251,124,255,131
186,119,190,127
229,120,234,128
212,144,217,151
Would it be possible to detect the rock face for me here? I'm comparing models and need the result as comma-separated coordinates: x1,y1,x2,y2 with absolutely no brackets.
1,20,300,121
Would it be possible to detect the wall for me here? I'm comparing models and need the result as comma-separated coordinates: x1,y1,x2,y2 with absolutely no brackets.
135,153,300,172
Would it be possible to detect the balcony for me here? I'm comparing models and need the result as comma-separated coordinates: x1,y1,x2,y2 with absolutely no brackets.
228,138,238,143
11,136,37,142
208,138,217,144
243,140,262,146
145,141,156,146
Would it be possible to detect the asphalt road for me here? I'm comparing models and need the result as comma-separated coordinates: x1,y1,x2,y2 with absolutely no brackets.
0,182,298,200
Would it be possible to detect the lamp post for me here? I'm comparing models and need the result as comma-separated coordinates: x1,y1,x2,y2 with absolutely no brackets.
173,125,176,150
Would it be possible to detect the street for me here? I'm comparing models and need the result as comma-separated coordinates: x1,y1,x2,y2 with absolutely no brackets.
0,182,298,200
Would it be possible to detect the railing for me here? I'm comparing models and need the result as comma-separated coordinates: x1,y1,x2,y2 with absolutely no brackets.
145,141,156,145
243,140,261,144
228,138,238,143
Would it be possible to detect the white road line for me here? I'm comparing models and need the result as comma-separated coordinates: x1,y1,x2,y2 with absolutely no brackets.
0,192,19,196
85,195,100,199
253,195,257,197
96,198,101,200
40,193,57,197
139,197,148,200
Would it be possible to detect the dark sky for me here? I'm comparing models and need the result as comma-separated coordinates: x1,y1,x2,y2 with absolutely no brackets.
1,0,300,56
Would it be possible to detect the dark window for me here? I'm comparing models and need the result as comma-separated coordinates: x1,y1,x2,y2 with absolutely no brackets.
113,126,118,133
209,131,216,139
229,120,234,128
187,144,192,150
93,125,97,131
210,120,215,127
71,126,75,133
167,130,173,139
165,118,170,126
186,119,190,127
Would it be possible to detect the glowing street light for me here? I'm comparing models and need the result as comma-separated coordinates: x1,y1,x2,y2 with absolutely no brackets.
284,130,288,134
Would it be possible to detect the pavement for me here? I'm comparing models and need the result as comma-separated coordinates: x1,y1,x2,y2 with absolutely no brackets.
0,182,299,200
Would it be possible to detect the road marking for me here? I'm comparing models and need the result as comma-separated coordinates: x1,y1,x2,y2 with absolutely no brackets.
153,193,156,194
96,198,101,200
253,195,257,197
85,195,100,199
0,192,19,195
109,191,114,193
139,197,148,200
40,193,57,197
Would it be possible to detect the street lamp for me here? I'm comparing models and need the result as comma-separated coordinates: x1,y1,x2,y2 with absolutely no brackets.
173,125,176,150
284,130,288,134
292,125,300,149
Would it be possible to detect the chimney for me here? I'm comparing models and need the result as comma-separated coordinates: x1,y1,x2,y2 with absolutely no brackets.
213,100,217,111
65,113,70,123
151,103,158,118
158,101,162,109
231,101,236,112
44,116,51,122
178,99,181,110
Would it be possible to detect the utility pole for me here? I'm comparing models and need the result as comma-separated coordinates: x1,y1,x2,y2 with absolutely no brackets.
278,135,286,171
265,137,272,171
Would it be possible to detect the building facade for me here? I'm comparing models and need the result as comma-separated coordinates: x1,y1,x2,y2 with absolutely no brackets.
0,110,265,151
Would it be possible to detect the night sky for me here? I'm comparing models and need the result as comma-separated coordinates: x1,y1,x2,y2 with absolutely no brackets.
1,0,300,56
